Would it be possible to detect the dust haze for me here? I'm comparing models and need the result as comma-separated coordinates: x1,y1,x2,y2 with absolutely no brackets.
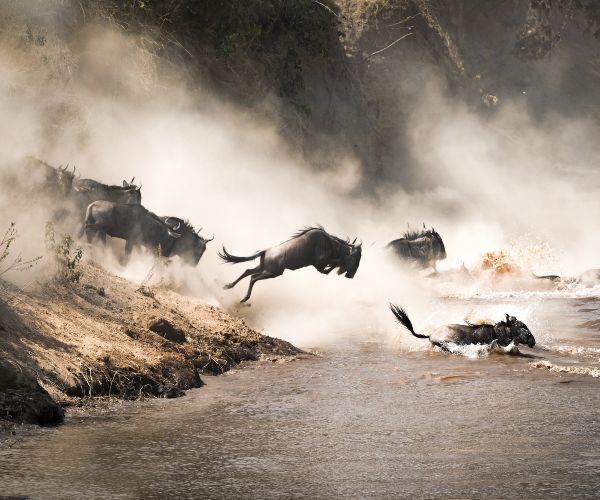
1,4,599,348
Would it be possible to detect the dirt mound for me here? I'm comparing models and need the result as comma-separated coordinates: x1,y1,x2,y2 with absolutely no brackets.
0,262,302,424
0,359,64,425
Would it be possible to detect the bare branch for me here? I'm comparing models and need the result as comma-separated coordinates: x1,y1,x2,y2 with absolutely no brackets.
313,0,339,18
366,32,414,59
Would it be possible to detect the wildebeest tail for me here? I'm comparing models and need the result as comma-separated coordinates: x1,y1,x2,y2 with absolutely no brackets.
218,246,263,264
389,303,430,339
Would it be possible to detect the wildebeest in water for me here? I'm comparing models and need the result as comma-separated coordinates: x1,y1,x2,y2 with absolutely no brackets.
390,304,536,349
533,269,600,288
219,226,362,303
387,226,446,270
84,200,213,265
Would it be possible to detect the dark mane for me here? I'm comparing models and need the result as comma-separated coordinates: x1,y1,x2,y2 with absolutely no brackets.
106,184,138,192
180,220,196,233
402,228,434,240
466,321,495,329
291,226,351,246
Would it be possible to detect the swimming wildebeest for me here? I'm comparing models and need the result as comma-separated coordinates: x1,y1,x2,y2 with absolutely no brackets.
533,269,600,288
84,200,213,265
219,226,362,303
387,226,446,270
390,304,536,349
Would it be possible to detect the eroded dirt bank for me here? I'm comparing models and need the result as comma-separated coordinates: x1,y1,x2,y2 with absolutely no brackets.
0,262,301,430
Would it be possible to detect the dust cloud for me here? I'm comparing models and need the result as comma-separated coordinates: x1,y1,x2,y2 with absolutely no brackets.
1,3,599,348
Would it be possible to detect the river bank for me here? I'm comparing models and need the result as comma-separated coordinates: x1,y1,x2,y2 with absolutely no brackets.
0,262,302,427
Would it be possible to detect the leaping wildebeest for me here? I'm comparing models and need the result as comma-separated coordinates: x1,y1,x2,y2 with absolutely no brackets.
387,226,446,270
84,200,213,265
219,226,362,303
390,304,536,350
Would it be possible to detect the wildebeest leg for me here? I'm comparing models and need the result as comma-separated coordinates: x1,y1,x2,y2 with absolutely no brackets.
315,263,335,275
85,228,95,244
240,271,277,303
224,265,262,289
120,239,133,265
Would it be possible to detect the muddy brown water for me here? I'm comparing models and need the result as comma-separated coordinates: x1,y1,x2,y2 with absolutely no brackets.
1,295,599,499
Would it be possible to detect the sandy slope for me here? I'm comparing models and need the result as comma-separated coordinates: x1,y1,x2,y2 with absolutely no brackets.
0,262,300,424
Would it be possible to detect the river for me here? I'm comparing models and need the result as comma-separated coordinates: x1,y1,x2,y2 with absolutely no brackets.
1,294,599,499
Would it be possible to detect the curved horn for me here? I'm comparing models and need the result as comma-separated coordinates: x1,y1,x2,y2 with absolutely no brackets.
173,221,180,231
205,234,214,243
168,230,182,239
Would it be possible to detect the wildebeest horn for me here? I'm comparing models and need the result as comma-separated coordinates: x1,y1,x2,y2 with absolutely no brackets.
505,313,510,323
168,230,182,239
205,234,214,242
173,221,180,231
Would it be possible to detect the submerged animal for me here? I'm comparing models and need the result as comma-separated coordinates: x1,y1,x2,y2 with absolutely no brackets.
534,269,600,288
84,200,212,265
219,226,362,303
390,304,536,349
387,226,446,270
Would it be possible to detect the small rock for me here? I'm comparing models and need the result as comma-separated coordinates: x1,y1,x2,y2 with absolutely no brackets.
147,318,186,343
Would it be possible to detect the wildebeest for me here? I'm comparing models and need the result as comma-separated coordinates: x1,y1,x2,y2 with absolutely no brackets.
219,226,362,303
533,269,600,288
84,200,212,265
22,157,76,195
73,173,141,207
390,304,536,349
387,226,446,270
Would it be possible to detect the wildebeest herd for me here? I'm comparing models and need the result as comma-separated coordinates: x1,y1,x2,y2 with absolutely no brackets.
12,157,555,352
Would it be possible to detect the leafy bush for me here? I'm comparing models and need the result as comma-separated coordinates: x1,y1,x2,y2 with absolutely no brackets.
45,222,83,284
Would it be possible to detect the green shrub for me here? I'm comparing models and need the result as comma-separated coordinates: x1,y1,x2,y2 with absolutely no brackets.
45,222,83,284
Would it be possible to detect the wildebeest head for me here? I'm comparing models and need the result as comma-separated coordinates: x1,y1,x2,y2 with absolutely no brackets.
341,239,362,279
428,228,446,261
56,165,76,192
164,217,214,266
494,314,536,347
122,177,142,204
